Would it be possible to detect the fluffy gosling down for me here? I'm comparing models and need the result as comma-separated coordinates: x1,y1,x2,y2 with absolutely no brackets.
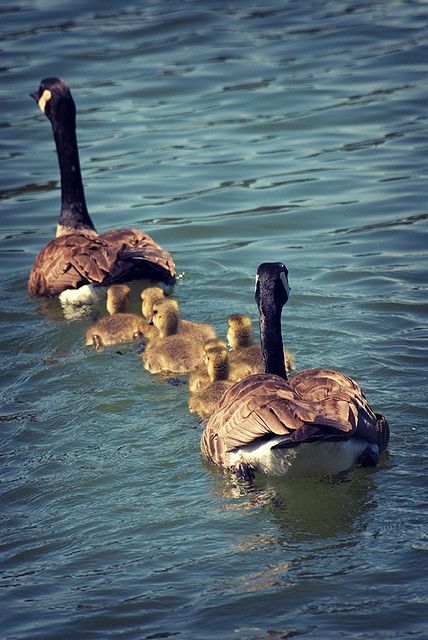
85,284,156,349
188,344,234,419
142,299,208,374
188,339,229,392
155,297,216,342
141,289,217,343
28,78,175,304
141,286,166,321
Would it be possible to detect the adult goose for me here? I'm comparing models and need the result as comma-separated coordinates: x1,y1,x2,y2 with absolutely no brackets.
28,77,176,302
201,262,390,479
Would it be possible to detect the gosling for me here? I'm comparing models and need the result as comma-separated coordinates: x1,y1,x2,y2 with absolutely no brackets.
85,284,156,349
188,345,234,419
188,338,228,392
141,286,165,320
142,288,216,343
227,313,295,380
142,298,206,374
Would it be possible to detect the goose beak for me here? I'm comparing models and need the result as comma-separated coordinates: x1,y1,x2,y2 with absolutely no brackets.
30,91,39,102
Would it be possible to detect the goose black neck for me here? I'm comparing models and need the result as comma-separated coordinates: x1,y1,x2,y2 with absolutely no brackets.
51,107,95,232
258,300,287,379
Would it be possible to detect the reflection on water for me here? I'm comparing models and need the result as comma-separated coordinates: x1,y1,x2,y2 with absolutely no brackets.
209,467,376,541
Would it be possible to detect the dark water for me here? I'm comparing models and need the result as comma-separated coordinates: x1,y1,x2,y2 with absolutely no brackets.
1,1,428,638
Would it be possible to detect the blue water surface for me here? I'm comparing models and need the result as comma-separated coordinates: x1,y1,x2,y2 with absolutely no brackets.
1,1,427,639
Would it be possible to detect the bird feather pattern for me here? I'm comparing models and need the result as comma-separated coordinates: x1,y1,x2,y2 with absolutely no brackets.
28,228,175,297
201,368,389,468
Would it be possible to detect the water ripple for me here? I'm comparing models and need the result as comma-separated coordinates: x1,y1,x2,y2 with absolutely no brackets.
1,1,427,639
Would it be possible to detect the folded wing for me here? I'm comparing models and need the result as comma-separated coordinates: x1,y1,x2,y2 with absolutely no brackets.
28,228,176,297
201,369,389,468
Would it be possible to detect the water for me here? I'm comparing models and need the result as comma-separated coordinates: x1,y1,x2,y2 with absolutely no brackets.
1,1,427,638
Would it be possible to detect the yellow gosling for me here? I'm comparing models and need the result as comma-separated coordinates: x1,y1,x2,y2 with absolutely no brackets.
85,284,156,349
188,345,234,419
141,286,165,320
188,339,228,392
142,299,205,373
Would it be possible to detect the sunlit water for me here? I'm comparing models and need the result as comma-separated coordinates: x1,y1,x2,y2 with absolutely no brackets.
1,1,427,639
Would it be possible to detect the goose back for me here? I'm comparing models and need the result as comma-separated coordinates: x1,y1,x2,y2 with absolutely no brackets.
201,368,389,469
28,228,175,297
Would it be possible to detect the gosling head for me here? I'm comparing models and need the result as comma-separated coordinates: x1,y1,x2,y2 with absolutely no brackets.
141,286,165,321
203,339,228,365
31,77,75,124
205,344,230,383
106,284,131,315
227,314,253,350
151,298,180,337
203,338,228,356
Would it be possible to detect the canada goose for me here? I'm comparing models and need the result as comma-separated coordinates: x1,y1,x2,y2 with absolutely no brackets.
142,299,205,373
201,262,390,479
141,286,165,320
85,284,156,349
188,338,228,392
28,78,176,302
189,345,234,418
227,313,295,380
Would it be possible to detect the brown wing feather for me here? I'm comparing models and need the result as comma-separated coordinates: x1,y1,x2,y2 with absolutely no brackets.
28,228,176,297
28,233,118,296
201,369,389,468
100,228,176,281
287,369,381,440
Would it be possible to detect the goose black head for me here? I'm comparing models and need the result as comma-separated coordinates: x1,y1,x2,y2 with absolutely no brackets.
31,77,76,124
255,262,290,310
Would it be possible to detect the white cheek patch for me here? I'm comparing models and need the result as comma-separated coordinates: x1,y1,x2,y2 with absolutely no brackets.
254,274,259,293
38,89,52,113
280,271,290,297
